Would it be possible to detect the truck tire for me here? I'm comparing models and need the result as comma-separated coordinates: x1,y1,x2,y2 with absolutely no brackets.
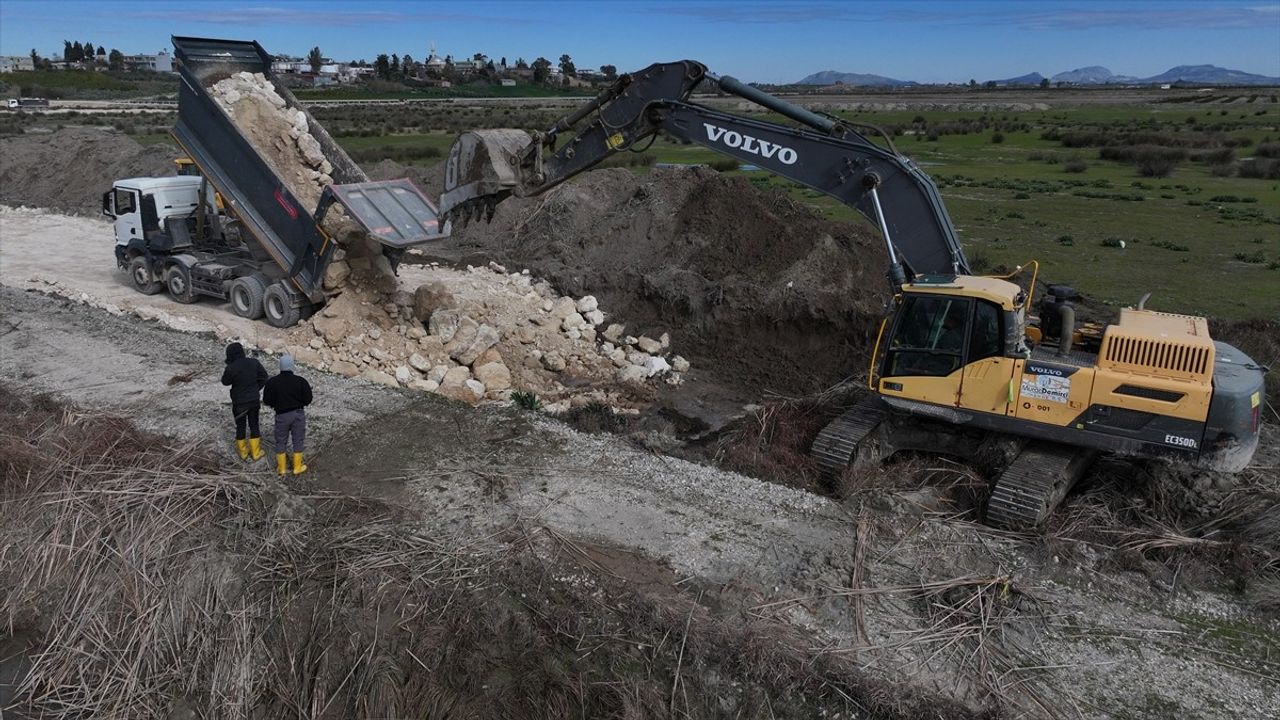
128,257,164,295
263,282,302,328
228,276,266,320
165,265,198,304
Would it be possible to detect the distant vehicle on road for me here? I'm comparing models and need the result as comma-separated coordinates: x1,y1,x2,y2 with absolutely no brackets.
6,97,50,109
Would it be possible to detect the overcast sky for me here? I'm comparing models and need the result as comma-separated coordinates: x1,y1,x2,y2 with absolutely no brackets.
1,0,1277,83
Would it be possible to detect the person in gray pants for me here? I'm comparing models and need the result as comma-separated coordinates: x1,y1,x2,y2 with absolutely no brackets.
262,355,313,476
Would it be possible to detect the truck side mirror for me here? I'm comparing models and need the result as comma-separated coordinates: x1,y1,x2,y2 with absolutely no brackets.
101,191,114,217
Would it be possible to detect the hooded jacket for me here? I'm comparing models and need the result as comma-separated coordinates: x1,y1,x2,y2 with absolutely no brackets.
263,370,312,414
221,342,268,404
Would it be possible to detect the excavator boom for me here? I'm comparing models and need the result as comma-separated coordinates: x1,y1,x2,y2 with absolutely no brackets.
441,61,969,279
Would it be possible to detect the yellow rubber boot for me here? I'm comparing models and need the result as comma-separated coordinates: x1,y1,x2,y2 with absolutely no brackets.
276,453,289,476
248,437,264,461
236,439,249,461
292,452,308,476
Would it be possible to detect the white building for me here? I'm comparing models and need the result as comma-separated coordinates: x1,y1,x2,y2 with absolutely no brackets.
271,59,307,74
424,41,446,73
124,51,173,73
338,65,374,83
0,55,35,73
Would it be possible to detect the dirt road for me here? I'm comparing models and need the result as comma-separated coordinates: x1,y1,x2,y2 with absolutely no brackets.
3,281,1276,718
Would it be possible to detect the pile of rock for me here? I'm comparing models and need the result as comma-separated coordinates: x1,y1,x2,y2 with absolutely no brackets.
284,261,691,408
209,72,333,208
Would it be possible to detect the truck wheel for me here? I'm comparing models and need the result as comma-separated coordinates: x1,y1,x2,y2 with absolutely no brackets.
165,265,198,304
228,276,266,319
128,257,164,295
263,282,302,328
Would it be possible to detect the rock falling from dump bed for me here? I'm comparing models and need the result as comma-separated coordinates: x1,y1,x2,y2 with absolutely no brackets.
208,72,391,281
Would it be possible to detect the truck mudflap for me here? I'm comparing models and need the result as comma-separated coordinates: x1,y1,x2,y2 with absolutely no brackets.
316,180,451,249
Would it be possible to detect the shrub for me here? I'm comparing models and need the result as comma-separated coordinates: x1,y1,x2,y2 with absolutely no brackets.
1151,240,1190,252
1137,155,1179,177
1234,251,1267,264
511,390,541,411
709,158,739,172
1057,235,1074,245
1193,147,1236,164
1063,159,1088,173
1237,158,1280,179
991,132,1005,144
1256,142,1280,158
1100,237,1124,248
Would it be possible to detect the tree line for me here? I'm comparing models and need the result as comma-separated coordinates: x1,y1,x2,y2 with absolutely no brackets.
309,45,618,86
25,40,128,72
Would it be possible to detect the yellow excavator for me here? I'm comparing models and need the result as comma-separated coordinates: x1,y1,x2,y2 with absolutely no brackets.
438,60,1267,528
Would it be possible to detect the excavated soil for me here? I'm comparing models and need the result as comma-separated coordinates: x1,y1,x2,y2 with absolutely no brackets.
0,127,176,214
372,161,889,399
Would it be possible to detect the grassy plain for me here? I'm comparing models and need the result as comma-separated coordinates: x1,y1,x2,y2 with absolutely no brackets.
5,83,1273,318
315,96,1278,318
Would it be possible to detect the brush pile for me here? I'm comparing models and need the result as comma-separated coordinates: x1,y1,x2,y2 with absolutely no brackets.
0,386,965,719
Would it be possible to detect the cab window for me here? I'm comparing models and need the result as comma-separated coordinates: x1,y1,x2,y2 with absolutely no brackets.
968,300,1003,362
113,188,137,215
885,295,970,377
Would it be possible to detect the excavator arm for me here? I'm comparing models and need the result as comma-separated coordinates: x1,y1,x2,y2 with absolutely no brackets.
441,60,969,280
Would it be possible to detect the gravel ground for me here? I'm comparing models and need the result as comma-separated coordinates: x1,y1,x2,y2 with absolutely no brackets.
4,285,1277,718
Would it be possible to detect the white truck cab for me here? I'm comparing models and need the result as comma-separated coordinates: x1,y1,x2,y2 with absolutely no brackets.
103,176,203,251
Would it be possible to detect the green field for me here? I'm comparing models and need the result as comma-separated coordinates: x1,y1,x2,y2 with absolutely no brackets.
0,70,176,100
323,101,1278,319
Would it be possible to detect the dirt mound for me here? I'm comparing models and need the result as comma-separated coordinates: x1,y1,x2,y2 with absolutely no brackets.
0,127,176,214
391,162,887,397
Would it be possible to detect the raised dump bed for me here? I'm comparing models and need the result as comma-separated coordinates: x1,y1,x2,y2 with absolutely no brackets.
151,35,448,324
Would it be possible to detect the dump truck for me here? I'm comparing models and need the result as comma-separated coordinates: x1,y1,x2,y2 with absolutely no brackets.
104,36,450,327
6,97,50,109
441,60,1268,529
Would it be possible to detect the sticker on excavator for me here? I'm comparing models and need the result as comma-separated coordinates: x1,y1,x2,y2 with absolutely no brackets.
1021,374,1070,404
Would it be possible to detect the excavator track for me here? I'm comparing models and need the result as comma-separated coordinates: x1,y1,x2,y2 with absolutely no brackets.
986,442,1097,530
811,396,888,474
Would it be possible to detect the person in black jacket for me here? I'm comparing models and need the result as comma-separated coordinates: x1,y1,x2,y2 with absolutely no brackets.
263,354,313,476
220,342,268,461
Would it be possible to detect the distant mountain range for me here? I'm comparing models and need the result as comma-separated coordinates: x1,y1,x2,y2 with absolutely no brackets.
794,64,1280,87
793,70,915,87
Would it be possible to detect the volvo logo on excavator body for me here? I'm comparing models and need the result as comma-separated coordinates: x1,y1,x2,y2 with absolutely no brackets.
703,123,798,165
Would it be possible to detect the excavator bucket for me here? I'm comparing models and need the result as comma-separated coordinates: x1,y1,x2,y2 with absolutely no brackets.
440,129,535,224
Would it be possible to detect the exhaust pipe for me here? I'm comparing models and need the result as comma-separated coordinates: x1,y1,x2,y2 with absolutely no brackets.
1057,303,1075,357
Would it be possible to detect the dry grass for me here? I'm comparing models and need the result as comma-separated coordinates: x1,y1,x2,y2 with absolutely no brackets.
0,386,980,719
710,391,850,494
1041,457,1280,601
